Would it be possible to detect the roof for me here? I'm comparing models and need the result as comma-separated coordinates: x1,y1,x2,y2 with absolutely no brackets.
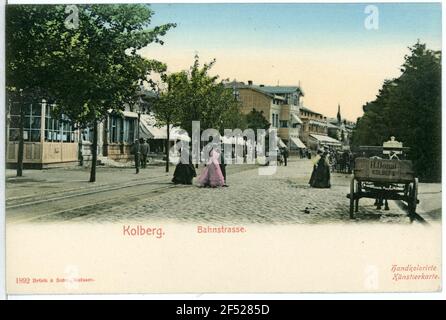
300,106,322,115
252,85,303,96
227,81,304,97
326,122,340,129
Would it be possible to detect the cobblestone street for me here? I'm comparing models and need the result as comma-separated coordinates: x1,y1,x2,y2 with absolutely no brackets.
7,158,439,225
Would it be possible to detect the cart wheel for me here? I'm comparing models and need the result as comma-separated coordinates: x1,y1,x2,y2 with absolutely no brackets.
349,178,355,219
355,181,360,212
409,178,418,214
404,183,410,197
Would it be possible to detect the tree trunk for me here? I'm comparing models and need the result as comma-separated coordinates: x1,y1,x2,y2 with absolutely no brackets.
78,129,84,166
17,96,24,177
135,112,140,174
5,102,10,164
89,120,98,182
165,119,170,173
103,116,109,157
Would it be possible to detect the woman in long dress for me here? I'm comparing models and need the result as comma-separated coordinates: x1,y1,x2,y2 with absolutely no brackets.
172,153,196,185
197,148,225,187
309,151,331,188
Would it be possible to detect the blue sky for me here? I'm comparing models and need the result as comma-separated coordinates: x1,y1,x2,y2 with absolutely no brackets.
150,3,441,50
145,3,442,119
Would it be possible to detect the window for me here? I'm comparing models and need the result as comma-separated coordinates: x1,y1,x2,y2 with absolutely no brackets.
8,102,41,142
118,117,124,142
127,118,135,143
8,102,21,141
110,116,118,143
81,127,93,142
44,104,75,142
280,120,288,128
109,115,135,143
271,114,276,128
271,114,280,128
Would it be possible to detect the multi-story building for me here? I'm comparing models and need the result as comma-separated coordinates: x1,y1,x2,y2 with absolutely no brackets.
299,106,342,150
231,80,306,150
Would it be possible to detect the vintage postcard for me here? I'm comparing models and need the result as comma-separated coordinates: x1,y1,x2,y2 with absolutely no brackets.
2,1,443,296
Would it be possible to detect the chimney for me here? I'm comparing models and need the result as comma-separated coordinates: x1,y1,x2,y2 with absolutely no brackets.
248,80,253,86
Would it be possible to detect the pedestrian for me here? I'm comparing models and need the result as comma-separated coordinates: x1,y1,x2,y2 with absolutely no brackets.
172,150,196,185
130,139,140,173
348,151,354,174
197,147,225,188
309,150,331,188
282,147,289,166
139,138,149,168
220,144,228,186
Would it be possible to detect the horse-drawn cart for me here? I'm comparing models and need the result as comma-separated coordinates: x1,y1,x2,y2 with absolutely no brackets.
347,138,419,219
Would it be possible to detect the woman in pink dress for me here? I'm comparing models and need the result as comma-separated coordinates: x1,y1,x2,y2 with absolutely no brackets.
197,148,225,187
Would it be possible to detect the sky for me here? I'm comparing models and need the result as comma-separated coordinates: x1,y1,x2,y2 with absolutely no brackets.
140,3,442,120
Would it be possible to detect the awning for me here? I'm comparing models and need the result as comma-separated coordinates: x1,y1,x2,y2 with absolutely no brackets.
291,114,303,124
290,137,306,149
139,114,190,141
141,124,165,140
278,138,287,148
310,134,342,146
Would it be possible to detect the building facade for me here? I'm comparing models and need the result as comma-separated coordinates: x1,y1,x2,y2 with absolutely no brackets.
298,106,345,150
6,100,78,168
6,96,182,168
232,81,306,150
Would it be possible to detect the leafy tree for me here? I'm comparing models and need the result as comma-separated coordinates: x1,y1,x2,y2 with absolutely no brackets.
6,5,67,176
7,4,175,181
245,108,270,134
169,55,242,136
352,42,441,181
152,55,245,169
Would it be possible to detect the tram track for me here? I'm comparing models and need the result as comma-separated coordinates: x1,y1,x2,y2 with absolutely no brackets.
6,164,260,224
6,174,169,209
10,183,179,224
6,179,176,224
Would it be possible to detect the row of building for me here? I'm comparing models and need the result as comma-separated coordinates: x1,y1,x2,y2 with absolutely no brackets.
231,80,355,152
5,81,355,168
